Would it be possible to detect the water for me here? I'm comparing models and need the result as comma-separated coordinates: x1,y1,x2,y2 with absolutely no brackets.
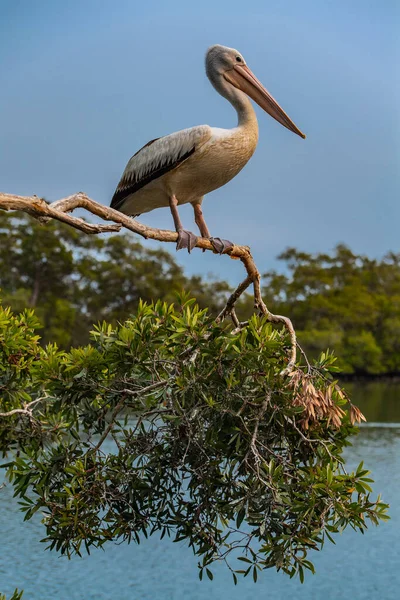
346,380,400,423
1,383,399,600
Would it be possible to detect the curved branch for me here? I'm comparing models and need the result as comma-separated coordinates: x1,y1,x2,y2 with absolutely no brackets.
0,397,48,419
0,191,297,371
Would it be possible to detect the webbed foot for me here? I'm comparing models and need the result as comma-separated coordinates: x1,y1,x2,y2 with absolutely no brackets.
176,229,198,253
209,237,234,254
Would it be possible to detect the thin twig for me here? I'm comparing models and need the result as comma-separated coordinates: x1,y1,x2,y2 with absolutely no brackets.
296,342,312,373
252,273,297,374
0,396,49,418
91,399,125,453
216,275,253,322
101,380,169,397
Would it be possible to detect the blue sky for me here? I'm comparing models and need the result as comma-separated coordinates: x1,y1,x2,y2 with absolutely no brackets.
0,0,399,282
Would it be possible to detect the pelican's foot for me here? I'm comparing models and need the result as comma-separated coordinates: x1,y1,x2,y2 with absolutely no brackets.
209,237,234,254
176,229,198,253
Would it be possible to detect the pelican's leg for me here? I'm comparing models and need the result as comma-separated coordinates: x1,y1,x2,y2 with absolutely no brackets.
193,202,211,238
169,195,198,253
192,202,234,254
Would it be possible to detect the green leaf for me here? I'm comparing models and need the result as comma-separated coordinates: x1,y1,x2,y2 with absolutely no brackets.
236,507,246,528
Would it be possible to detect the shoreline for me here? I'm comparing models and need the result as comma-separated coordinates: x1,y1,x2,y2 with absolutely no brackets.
338,373,400,383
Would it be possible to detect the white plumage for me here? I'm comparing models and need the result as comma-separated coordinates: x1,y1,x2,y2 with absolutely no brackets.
121,126,211,191
111,44,305,252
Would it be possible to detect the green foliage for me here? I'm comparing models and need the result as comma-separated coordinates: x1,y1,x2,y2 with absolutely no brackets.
256,245,400,374
0,298,388,583
0,213,230,347
0,590,24,600
1,217,399,374
0,305,43,452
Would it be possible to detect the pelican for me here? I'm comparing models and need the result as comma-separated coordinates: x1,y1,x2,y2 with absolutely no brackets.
111,44,305,252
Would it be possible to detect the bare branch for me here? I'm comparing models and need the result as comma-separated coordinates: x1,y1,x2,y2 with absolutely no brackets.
91,399,125,453
0,408,31,418
0,190,297,370
216,275,253,323
0,396,49,418
98,379,169,398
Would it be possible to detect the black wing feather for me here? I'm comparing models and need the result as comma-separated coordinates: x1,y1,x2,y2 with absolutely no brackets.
110,138,196,212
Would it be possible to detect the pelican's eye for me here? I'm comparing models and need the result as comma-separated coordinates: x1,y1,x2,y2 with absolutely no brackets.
236,56,242,63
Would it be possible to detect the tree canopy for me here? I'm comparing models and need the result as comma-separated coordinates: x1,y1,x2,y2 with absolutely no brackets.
0,296,388,588
260,245,400,374
0,213,229,348
1,214,399,375
0,199,392,593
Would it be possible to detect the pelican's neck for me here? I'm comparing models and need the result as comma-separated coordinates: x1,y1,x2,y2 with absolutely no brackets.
230,88,258,129
210,72,259,134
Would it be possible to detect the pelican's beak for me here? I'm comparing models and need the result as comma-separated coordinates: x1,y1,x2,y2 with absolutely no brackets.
224,64,306,139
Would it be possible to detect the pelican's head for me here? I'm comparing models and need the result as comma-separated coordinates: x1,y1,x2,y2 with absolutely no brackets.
205,44,305,139
206,44,247,74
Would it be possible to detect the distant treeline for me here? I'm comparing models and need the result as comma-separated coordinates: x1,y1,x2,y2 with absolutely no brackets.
259,246,400,375
1,213,399,375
